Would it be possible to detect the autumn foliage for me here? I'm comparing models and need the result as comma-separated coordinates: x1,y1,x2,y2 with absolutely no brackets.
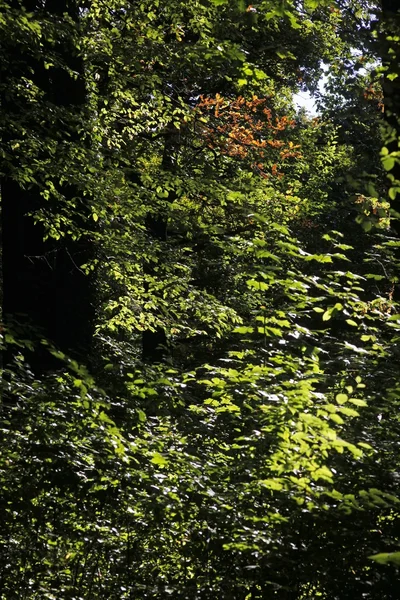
196,94,301,177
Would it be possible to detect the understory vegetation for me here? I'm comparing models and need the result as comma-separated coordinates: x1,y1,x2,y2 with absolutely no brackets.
2,1,400,598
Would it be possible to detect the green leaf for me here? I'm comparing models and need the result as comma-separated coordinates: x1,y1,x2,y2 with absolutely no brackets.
389,187,400,200
382,156,395,171
150,452,168,467
235,326,255,334
137,409,147,422
338,406,359,417
348,398,367,407
99,411,115,425
313,466,333,482
369,552,400,565
336,393,348,405
259,479,284,491
329,413,345,425
246,279,269,291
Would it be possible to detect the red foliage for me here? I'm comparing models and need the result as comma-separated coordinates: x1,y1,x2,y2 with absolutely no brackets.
196,94,301,177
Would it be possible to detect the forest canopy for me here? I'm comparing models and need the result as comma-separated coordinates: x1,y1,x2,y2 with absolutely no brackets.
1,1,400,598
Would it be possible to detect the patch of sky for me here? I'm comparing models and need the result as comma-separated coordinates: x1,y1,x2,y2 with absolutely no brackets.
295,54,375,115
293,89,319,115
293,68,328,116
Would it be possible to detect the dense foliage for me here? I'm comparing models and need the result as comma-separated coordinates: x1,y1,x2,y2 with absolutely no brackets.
1,0,400,598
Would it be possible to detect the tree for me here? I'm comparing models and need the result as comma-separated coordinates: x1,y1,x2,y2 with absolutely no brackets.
2,1,400,598
1,0,97,371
